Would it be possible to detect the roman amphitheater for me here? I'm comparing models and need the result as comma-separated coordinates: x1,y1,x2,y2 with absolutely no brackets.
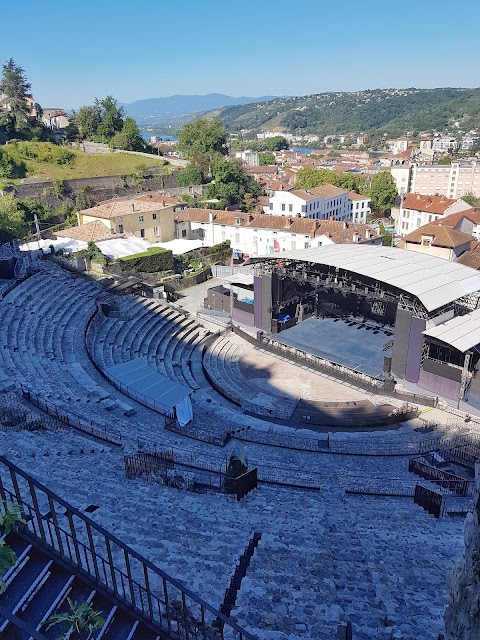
0,241,478,640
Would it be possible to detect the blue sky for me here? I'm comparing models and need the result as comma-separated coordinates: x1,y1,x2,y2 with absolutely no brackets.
2,0,479,108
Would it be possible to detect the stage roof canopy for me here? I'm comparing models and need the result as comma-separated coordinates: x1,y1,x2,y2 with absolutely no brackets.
423,308,480,353
247,245,480,312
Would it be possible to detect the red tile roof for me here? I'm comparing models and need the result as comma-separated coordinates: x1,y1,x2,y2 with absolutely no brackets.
404,222,473,248
402,193,459,215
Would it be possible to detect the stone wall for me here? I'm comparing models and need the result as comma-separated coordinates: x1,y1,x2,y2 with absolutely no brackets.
8,172,203,208
445,461,480,640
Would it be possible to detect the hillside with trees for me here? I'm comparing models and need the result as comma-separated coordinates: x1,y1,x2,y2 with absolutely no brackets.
215,88,480,139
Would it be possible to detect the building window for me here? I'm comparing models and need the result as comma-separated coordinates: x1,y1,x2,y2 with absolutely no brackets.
289,204,293,212
118,224,124,234
281,204,286,212
269,203,273,210
235,233,240,243
181,229,187,238
140,228,145,238
304,242,309,249
138,216,144,223
291,240,296,249
153,226,159,236
152,213,157,220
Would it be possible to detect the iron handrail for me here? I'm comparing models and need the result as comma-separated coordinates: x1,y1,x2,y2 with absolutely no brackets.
0,454,255,640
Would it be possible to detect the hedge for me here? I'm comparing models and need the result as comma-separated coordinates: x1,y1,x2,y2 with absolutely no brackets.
119,247,173,273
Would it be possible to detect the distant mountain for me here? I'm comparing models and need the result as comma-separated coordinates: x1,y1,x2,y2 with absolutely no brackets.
213,88,480,138
120,93,280,126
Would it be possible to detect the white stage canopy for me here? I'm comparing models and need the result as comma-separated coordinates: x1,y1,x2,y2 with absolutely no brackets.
106,358,193,426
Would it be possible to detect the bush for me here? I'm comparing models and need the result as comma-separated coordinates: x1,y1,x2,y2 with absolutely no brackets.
54,150,75,165
119,247,173,273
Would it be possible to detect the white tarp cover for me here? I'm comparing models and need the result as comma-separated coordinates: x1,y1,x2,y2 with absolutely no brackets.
247,244,480,312
423,308,480,353
153,238,213,254
106,358,193,426
96,237,152,259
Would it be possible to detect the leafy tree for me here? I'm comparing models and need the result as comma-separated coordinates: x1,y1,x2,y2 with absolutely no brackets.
0,195,26,237
208,156,260,206
369,171,397,213
95,95,124,138
74,105,102,139
176,165,204,187
262,136,288,151
0,58,32,132
110,117,144,151
295,167,368,194
258,152,275,165
438,156,452,165
177,119,228,159
242,192,258,212
462,192,480,207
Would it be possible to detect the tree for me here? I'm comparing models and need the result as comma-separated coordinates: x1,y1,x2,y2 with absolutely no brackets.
262,136,288,151
177,119,228,159
258,152,275,166
95,95,124,139
462,192,480,207
110,116,144,151
242,193,257,212
0,59,32,132
176,166,204,187
294,166,368,194
74,105,101,139
207,157,260,207
0,195,26,238
369,171,397,213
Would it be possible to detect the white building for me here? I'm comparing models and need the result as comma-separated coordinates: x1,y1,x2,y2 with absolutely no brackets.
174,209,382,259
348,192,371,223
462,136,477,150
234,150,259,166
395,193,472,237
264,185,350,221
433,137,459,152
388,138,409,155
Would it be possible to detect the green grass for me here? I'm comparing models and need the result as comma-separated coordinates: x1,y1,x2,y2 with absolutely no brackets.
1,141,168,181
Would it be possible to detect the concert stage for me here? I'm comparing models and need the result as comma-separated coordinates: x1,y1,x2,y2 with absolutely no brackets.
273,317,393,378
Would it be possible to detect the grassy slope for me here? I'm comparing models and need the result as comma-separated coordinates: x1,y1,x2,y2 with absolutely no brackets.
2,142,168,181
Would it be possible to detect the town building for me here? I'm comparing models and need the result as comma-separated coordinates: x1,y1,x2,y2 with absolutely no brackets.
403,222,472,261
433,137,459,152
395,193,471,237
264,185,350,221
174,209,382,259
390,162,480,199
76,194,185,244
233,150,259,166
42,108,70,133
348,192,371,223
387,138,409,155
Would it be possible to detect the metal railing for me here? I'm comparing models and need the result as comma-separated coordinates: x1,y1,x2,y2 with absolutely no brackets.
0,455,255,640
20,386,122,446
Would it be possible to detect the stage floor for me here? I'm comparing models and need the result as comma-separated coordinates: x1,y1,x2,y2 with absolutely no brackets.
273,317,393,378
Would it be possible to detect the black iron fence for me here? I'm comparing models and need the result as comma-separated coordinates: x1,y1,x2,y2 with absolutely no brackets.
20,385,122,446
0,455,254,640
408,458,474,497
414,483,445,518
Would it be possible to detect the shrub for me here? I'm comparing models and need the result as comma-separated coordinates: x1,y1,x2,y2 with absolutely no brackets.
119,247,173,273
54,150,75,165
176,166,204,187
